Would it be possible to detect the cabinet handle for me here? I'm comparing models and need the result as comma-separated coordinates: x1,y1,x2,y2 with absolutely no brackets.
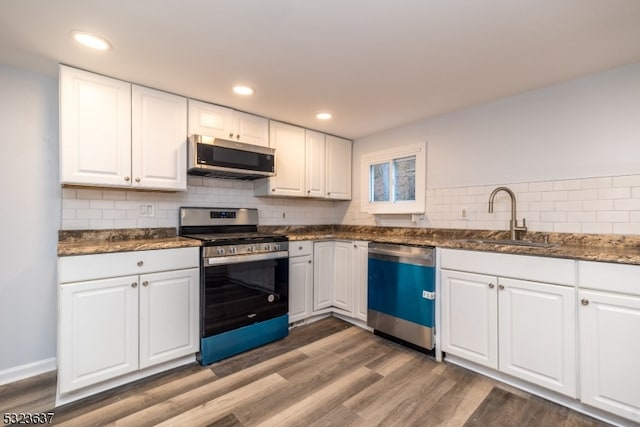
137,261,143,267
488,283,495,289
124,176,130,182
272,189,276,192
498,284,505,290
135,177,141,183
581,299,589,306
131,282,138,288
142,281,149,287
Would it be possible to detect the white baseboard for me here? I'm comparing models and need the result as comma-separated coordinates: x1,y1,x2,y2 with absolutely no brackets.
0,358,57,386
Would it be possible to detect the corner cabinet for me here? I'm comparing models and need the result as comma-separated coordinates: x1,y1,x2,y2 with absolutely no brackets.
440,249,577,398
187,99,269,147
325,135,352,200
577,261,640,423
57,248,199,399
60,65,187,190
313,240,367,321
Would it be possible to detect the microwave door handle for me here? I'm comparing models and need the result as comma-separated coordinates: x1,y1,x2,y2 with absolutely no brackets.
206,251,289,266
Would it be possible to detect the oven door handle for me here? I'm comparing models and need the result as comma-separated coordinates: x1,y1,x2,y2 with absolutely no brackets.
206,250,289,266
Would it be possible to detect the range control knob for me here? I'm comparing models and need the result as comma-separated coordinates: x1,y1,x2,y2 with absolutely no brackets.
217,247,225,255
264,244,271,251
248,246,256,253
229,247,237,254
274,244,281,251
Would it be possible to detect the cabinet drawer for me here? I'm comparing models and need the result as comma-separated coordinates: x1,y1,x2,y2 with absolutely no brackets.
578,261,640,296
59,247,199,283
289,241,313,257
440,249,575,286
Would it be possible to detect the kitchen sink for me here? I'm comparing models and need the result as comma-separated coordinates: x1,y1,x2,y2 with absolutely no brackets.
454,238,559,248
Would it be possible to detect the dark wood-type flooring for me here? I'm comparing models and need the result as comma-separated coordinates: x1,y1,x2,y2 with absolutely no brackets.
1,317,613,426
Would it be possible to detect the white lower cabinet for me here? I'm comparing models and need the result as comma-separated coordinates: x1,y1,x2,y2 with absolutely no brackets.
288,241,314,323
578,261,640,423
58,248,199,396
440,249,577,398
312,240,368,321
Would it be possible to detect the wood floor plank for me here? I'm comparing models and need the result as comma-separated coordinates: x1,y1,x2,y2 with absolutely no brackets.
419,370,495,427
254,367,379,427
54,368,217,427
463,386,528,427
0,370,56,414
155,373,287,427
111,350,308,427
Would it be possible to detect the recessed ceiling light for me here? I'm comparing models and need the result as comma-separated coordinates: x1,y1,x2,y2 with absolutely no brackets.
71,31,111,50
233,86,254,96
316,112,332,120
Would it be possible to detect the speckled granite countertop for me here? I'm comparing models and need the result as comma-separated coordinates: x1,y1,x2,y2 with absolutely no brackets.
57,228,201,256
58,225,640,265
261,225,640,266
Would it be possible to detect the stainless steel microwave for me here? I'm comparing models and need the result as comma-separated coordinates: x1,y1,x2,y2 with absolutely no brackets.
187,134,275,180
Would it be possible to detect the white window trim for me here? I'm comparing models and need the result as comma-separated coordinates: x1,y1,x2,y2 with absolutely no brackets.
361,141,426,214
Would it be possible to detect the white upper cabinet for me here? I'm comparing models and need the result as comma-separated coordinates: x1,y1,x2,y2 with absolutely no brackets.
305,130,326,198
325,135,352,200
60,65,132,187
132,85,187,190
60,65,187,191
254,121,306,197
187,99,268,147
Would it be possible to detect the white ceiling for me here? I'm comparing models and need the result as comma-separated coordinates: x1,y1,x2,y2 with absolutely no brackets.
1,0,640,139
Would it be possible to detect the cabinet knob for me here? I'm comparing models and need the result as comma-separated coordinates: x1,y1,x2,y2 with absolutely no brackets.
131,282,138,288
581,299,589,306
229,133,234,138
137,261,143,267
298,246,303,250
236,134,240,140
124,176,130,182
142,281,149,287
488,283,495,289
272,189,276,192
498,284,505,290
308,260,312,264
135,177,141,183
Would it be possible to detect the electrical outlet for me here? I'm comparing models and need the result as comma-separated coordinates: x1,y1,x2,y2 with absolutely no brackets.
460,207,468,220
140,204,155,217
282,211,286,219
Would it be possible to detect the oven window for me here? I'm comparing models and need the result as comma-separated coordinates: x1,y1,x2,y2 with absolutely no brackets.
202,258,289,337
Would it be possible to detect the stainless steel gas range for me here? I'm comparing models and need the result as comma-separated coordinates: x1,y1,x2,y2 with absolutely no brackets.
179,207,289,365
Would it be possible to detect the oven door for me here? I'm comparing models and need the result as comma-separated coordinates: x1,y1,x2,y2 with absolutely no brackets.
202,251,289,338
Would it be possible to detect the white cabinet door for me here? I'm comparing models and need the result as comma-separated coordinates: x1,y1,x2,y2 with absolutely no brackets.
332,241,354,314
499,278,576,397
305,130,326,198
58,276,139,393
289,254,313,323
313,241,334,311
441,269,498,369
353,241,369,322
325,135,352,200
265,121,306,197
187,99,233,138
59,65,132,187
579,290,640,421
132,85,187,191
233,111,269,147
139,268,199,369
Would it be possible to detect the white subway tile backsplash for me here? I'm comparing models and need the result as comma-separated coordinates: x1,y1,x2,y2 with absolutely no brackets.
568,189,597,201
614,199,640,210
598,187,631,200
597,211,629,223
553,179,581,191
542,191,568,202
528,181,554,192
581,177,612,189
612,175,640,187
583,199,614,211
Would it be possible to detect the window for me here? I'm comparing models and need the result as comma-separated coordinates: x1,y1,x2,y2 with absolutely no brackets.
361,142,426,214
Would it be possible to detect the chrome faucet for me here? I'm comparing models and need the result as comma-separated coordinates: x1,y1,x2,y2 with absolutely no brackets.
488,186,527,240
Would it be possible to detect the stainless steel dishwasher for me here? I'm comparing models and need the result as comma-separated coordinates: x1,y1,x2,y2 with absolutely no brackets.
367,242,436,351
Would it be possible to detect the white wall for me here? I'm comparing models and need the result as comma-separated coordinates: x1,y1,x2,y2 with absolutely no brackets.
0,64,59,377
346,62,640,234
